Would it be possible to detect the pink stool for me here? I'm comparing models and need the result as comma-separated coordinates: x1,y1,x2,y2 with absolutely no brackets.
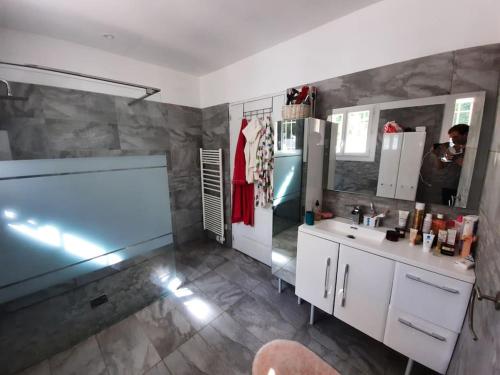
252,339,340,375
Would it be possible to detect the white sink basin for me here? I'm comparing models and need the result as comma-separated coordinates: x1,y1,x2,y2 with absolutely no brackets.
314,218,386,244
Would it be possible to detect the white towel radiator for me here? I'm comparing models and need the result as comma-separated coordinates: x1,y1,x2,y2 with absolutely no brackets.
200,148,225,243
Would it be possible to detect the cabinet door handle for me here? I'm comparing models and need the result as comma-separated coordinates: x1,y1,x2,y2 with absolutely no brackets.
323,257,331,298
340,264,349,307
406,274,460,294
398,318,447,342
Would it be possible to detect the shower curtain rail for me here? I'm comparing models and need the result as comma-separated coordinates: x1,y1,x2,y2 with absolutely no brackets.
0,60,161,105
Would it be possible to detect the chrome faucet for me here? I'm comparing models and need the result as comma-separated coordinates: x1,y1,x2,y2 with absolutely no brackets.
351,206,362,225
369,201,376,216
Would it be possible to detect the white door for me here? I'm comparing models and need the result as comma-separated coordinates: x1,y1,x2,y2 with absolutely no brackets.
229,94,285,265
295,231,339,314
334,244,395,341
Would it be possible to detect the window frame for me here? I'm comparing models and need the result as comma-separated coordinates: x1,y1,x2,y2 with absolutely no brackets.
329,104,378,162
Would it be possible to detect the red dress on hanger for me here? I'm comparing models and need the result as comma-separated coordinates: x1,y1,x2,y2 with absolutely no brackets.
232,118,254,226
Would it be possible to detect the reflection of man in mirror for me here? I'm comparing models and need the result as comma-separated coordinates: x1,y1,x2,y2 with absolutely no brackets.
431,124,469,205
433,124,469,167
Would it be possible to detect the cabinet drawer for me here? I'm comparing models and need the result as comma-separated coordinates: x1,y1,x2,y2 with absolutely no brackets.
384,306,457,374
391,263,472,333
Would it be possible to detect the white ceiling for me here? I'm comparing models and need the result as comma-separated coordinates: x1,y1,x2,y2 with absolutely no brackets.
0,0,380,76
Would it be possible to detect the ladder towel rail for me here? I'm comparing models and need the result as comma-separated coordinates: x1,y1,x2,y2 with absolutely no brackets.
200,148,225,243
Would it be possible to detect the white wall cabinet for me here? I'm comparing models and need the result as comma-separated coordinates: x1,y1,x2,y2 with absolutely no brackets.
377,132,426,201
295,232,339,314
376,133,402,198
333,245,395,341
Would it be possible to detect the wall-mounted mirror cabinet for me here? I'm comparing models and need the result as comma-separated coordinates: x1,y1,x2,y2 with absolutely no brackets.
325,91,486,208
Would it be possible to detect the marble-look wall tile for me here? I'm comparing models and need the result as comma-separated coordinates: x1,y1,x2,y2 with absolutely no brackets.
0,82,205,374
323,189,476,229
492,96,500,153
450,44,500,209
44,119,120,151
448,129,500,373
312,52,453,119
201,104,231,246
0,117,49,159
0,83,44,119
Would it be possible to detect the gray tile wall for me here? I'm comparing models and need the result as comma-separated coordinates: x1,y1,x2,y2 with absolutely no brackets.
313,44,500,222
201,103,232,247
448,97,500,374
0,82,204,245
0,83,205,374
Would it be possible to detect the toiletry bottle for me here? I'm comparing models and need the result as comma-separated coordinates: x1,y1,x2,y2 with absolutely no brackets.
422,213,433,234
431,214,446,236
454,216,464,253
411,202,425,232
436,229,447,255
313,200,321,221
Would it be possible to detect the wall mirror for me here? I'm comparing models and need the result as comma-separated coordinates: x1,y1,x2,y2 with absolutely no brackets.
325,91,486,208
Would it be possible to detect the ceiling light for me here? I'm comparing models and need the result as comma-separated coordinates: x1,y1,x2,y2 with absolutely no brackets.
102,33,115,40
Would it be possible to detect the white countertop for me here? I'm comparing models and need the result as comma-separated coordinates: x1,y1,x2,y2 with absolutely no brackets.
299,218,476,284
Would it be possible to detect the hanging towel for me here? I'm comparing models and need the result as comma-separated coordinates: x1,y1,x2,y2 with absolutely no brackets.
255,117,274,207
232,118,254,226
243,117,263,184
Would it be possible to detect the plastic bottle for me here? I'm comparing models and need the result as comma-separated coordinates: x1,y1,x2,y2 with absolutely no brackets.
431,214,446,235
411,202,425,231
313,200,321,221
422,213,433,234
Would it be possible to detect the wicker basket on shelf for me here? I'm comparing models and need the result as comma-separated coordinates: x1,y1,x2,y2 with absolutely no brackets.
282,104,311,120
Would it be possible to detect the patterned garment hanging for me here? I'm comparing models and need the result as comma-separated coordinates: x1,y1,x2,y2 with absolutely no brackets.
255,117,274,207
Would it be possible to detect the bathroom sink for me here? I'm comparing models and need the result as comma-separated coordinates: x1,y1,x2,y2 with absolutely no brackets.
314,218,386,244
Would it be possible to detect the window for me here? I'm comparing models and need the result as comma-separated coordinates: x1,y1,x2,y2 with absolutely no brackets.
453,97,474,125
330,105,377,162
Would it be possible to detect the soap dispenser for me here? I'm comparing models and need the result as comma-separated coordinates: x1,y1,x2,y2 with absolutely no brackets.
313,200,321,221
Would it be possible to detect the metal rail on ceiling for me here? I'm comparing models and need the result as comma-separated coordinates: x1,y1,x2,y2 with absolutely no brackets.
0,60,161,105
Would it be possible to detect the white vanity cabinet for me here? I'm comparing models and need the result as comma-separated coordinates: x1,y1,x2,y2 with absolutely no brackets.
295,231,339,314
334,245,395,341
295,219,475,374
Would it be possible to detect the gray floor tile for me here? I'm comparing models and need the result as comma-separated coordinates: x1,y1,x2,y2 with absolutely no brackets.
96,315,161,375
226,293,297,343
193,270,247,311
198,325,254,375
171,334,236,375
209,312,264,354
15,361,51,375
11,240,436,375
163,350,206,375
49,335,107,375
135,299,197,358
162,284,224,331
308,314,389,375
252,281,310,329
144,361,171,375
214,261,263,291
